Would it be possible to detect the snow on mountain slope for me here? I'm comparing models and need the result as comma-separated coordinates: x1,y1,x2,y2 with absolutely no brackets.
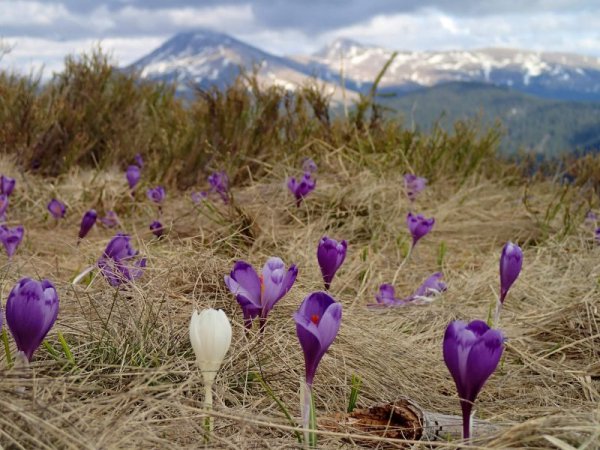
129,30,354,102
303,39,600,99
130,31,600,101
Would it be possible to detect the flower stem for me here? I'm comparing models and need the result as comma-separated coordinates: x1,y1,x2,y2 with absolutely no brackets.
460,400,473,440
302,382,317,448
493,297,502,327
2,328,13,367
392,244,413,285
202,371,216,438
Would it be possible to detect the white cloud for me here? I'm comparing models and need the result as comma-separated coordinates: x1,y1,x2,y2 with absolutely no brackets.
321,9,600,55
0,1,71,26
1,36,166,77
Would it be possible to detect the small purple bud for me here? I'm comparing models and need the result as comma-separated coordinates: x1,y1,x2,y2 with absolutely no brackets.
374,284,398,306
596,227,600,244
443,320,504,440
100,210,119,228
585,210,598,223
499,241,523,304
0,225,24,258
5,278,59,362
208,172,229,204
294,291,342,385
134,153,144,168
191,191,208,204
317,236,347,290
149,220,164,237
287,172,316,207
0,194,9,221
146,186,166,204
0,175,16,196
126,165,141,190
97,234,146,287
78,209,97,240
404,174,427,202
406,212,434,247
302,158,318,173
413,272,447,299
47,198,67,219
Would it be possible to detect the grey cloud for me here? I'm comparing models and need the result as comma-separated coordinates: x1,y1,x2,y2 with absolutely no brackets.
2,0,599,40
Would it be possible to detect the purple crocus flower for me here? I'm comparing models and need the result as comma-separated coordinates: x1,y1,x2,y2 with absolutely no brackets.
47,198,66,219
294,291,342,386
302,158,318,173
443,320,504,440
191,191,208,204
406,212,434,248
596,227,600,244
135,153,144,168
78,209,97,240
149,220,164,238
208,171,230,204
369,272,447,308
0,175,16,196
126,165,141,190
97,234,146,287
0,194,9,221
413,272,447,299
374,284,397,306
317,237,347,290
499,241,523,304
0,225,24,258
5,278,59,362
287,172,316,207
147,186,166,204
224,257,298,329
100,210,119,228
404,174,427,202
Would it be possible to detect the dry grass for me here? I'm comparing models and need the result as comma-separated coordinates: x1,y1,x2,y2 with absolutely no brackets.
0,153,598,450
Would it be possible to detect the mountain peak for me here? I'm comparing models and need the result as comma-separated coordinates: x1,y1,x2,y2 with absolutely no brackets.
313,37,375,59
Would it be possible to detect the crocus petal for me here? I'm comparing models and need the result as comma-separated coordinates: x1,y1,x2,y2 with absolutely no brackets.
464,329,504,402
126,165,141,189
261,257,286,311
226,261,261,307
294,317,322,385
294,291,342,385
414,272,447,297
499,242,523,303
376,284,397,305
317,237,347,289
190,309,232,375
316,302,342,350
5,278,59,361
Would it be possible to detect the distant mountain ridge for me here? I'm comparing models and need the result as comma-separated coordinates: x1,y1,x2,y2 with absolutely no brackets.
129,30,600,154
130,30,600,102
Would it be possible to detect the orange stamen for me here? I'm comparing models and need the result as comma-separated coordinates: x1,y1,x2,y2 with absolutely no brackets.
311,314,320,325
259,275,264,295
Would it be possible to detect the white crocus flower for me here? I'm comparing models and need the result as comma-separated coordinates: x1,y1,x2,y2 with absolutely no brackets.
189,308,232,432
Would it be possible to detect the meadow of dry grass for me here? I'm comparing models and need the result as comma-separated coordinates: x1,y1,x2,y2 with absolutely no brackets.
0,142,598,450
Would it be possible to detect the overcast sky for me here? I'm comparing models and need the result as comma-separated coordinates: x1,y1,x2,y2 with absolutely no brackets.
1,0,599,76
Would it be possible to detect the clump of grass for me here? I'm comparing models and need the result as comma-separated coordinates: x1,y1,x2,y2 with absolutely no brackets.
0,48,510,190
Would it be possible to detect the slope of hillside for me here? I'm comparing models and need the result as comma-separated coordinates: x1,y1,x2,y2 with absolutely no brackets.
382,82,600,154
